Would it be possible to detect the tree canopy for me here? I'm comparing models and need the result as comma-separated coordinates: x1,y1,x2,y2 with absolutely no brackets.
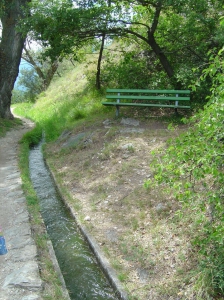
24,0,223,90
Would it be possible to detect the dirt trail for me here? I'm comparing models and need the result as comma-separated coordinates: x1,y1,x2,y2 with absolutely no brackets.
0,118,43,300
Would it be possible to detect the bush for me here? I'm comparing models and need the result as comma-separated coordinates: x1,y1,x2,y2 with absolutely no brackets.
147,48,224,297
97,49,171,89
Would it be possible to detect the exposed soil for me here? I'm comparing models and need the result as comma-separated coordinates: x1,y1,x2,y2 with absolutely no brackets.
45,112,196,300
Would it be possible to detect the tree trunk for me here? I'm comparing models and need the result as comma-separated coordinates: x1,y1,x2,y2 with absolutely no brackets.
96,34,106,90
45,61,59,90
148,33,174,79
0,0,30,119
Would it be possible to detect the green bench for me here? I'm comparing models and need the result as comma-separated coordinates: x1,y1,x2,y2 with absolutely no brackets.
102,89,191,116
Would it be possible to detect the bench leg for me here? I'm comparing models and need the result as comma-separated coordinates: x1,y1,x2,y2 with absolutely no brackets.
175,108,178,115
175,100,179,116
116,105,120,117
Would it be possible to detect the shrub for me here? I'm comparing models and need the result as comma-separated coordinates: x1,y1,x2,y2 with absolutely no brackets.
146,48,224,297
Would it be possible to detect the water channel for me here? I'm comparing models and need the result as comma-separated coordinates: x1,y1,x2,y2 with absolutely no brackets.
29,143,119,300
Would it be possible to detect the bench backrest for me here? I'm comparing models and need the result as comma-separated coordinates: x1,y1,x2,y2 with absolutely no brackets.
106,89,190,94
106,89,190,102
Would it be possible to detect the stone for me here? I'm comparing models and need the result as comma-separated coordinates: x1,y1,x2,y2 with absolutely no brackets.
11,245,37,262
3,262,43,291
21,294,42,300
119,128,145,133
62,132,86,148
121,118,140,126
155,203,166,212
121,143,133,150
137,268,150,283
105,229,119,243
103,119,112,126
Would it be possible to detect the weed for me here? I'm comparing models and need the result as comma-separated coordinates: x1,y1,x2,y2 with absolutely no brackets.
102,245,110,257
118,272,128,282
20,124,42,146
72,198,82,211
105,127,118,139
111,259,123,271
139,211,146,220
120,240,150,268
178,251,187,262
155,282,179,297
72,171,82,180
35,233,48,249
69,108,86,121
127,145,135,153
131,218,139,230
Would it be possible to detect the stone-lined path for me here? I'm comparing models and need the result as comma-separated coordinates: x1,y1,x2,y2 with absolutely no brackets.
0,118,43,300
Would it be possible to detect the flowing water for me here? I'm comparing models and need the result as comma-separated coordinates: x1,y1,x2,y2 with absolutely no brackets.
29,143,118,300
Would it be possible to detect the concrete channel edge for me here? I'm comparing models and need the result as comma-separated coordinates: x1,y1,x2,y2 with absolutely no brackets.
47,240,71,300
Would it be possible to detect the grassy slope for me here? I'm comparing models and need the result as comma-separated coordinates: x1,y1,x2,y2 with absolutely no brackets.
14,60,210,300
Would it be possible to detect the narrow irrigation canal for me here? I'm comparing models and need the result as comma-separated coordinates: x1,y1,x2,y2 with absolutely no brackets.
29,143,118,300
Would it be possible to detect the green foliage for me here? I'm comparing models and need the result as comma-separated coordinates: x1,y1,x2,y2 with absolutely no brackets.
12,89,28,104
146,48,224,297
99,49,169,89
23,0,104,60
85,42,172,90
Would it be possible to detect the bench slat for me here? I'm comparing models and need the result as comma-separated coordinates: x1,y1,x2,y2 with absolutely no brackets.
106,89,190,94
106,95,190,101
102,102,191,108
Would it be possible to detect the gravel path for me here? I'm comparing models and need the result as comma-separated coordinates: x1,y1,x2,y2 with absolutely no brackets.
0,118,43,300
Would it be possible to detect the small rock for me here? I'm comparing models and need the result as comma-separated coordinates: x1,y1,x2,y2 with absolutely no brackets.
121,118,140,127
103,119,112,126
121,143,133,150
136,268,150,283
155,203,166,212
105,228,119,243
84,216,91,221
